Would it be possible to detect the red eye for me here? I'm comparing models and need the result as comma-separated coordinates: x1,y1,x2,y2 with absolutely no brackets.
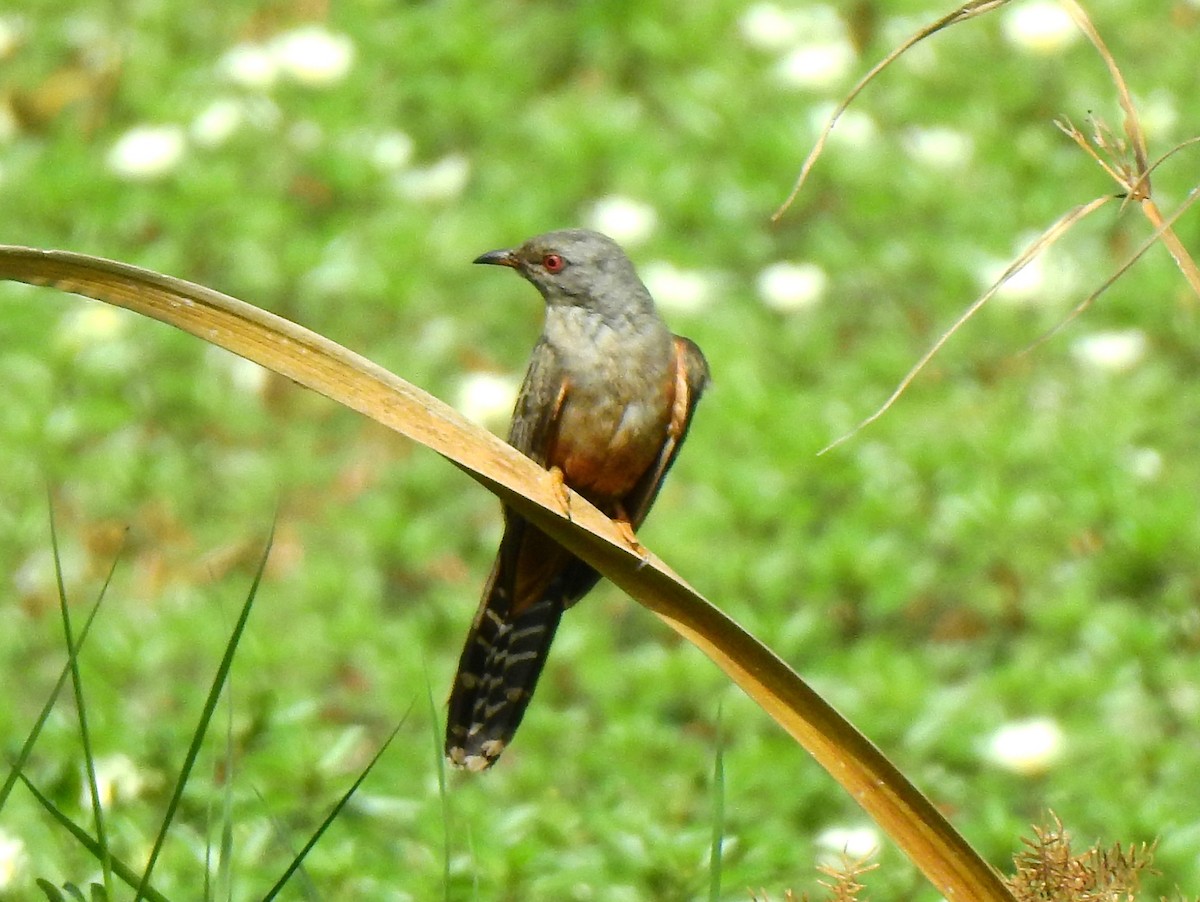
542,253,564,273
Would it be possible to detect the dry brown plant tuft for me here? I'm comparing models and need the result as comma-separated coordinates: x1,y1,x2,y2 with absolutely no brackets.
1007,813,1159,902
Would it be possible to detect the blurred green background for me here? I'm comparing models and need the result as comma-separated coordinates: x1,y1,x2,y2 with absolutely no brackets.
3,0,1200,898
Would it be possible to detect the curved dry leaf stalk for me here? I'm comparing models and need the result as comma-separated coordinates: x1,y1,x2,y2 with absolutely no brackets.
0,245,1014,902
772,0,1013,222
818,196,1113,455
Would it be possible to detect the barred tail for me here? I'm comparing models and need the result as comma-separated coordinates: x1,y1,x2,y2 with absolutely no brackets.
445,594,564,771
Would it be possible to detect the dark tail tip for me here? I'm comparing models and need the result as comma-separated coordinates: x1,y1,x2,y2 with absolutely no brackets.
445,598,563,770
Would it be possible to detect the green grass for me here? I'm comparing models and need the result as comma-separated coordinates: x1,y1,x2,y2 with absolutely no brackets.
4,0,1200,898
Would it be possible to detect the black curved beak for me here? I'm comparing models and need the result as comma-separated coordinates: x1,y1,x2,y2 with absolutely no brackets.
473,248,519,268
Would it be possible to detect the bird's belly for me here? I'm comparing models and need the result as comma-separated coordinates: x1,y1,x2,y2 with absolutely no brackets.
553,391,671,502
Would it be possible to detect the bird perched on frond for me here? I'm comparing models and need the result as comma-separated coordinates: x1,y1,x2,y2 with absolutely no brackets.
445,228,709,771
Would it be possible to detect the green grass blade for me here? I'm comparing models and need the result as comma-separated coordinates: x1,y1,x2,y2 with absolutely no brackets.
424,667,452,902
35,878,69,901
19,772,170,902
250,786,320,902
260,704,411,902
1,532,118,810
134,520,276,902
48,498,114,898
217,665,235,902
707,703,725,902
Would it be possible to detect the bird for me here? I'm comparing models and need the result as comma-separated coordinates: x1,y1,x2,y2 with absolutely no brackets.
445,228,710,771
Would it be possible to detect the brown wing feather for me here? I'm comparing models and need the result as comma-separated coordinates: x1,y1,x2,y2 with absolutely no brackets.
621,335,710,528
508,338,565,463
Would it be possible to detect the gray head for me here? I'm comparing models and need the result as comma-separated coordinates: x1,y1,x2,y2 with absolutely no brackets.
473,229,657,317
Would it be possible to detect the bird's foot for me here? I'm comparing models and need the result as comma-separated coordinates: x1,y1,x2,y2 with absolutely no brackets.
612,510,650,568
548,466,572,522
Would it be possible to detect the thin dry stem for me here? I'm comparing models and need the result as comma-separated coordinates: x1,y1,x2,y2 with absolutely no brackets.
1140,196,1200,300
1056,0,1150,190
1026,186,1200,351
772,0,1013,221
1055,1,1200,298
819,196,1113,455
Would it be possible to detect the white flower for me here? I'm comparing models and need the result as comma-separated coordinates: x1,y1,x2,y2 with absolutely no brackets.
1070,329,1147,373
191,98,245,148
1002,1,1080,54
370,130,415,172
738,3,804,52
987,253,1047,304
904,126,974,170
1126,447,1163,482
219,42,279,89
107,124,186,180
641,262,714,313
774,39,856,91
0,16,22,62
455,372,519,429
394,154,470,202
985,718,1064,775
586,196,658,246
58,304,129,348
287,119,324,151
206,346,270,396
815,825,880,864
85,754,146,810
0,99,15,144
271,26,355,87
0,829,26,890
1136,92,1179,142
757,262,827,313
807,103,878,150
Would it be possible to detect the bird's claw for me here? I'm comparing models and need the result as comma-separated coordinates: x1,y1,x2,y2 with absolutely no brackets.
613,517,651,567
548,466,572,522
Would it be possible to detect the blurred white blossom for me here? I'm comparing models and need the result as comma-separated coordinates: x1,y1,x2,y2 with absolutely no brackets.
206,346,270,396
808,103,878,150
219,42,280,89
738,3,804,52
456,371,520,429
775,40,856,91
985,717,1064,775
0,830,26,890
0,99,15,144
586,196,658,246
369,130,415,172
58,305,129,348
1071,329,1147,373
394,154,470,202
0,16,21,61
904,125,974,169
1136,91,1180,141
85,753,146,810
814,824,881,864
757,261,827,313
641,262,714,313
1126,446,1163,482
979,237,1082,307
107,125,186,180
984,254,1048,305
287,118,324,151
1002,1,1080,54
191,97,245,147
271,25,355,87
